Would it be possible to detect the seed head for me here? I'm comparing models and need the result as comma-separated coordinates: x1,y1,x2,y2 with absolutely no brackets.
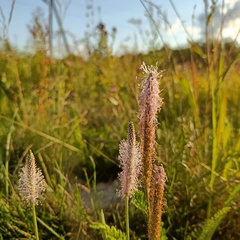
148,165,167,240
19,150,46,205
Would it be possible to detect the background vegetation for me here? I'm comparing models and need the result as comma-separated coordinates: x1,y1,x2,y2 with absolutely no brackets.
0,0,240,239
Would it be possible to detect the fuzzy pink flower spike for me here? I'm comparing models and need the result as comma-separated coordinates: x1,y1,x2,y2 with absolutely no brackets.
139,62,164,192
118,122,142,199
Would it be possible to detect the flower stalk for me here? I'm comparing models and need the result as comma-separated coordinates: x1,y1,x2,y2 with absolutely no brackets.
138,62,167,239
118,122,142,239
148,165,167,240
138,62,163,197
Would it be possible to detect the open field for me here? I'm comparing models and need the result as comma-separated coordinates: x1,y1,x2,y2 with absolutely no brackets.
1,2,240,239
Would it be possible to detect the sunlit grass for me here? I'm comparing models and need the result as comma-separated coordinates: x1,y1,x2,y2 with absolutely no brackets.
1,2,240,238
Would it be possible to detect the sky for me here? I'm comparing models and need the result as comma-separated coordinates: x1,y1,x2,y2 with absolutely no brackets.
1,0,240,56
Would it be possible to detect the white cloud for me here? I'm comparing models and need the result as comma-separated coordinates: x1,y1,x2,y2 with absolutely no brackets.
195,0,240,42
223,18,240,40
166,19,182,35
165,18,201,43
225,0,236,9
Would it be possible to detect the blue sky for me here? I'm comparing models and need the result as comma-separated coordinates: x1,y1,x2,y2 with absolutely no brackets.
1,0,240,56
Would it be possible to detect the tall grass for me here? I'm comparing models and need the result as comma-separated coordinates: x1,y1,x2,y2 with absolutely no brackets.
0,0,240,239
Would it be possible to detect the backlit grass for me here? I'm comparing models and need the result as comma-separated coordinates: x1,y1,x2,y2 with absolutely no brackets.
1,3,240,239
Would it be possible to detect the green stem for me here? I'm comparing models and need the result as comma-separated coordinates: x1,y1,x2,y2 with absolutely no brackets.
37,217,65,239
32,203,39,240
5,111,17,197
208,78,217,218
125,194,130,240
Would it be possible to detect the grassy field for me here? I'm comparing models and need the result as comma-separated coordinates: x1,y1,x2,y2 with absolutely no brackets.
1,3,240,240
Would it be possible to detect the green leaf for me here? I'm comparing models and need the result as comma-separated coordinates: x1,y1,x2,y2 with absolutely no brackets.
90,209,126,240
195,207,230,240
90,222,126,240
131,190,147,216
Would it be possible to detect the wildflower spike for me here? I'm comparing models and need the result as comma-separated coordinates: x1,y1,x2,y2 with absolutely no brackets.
139,62,164,192
118,122,142,198
127,121,136,148
19,150,46,205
